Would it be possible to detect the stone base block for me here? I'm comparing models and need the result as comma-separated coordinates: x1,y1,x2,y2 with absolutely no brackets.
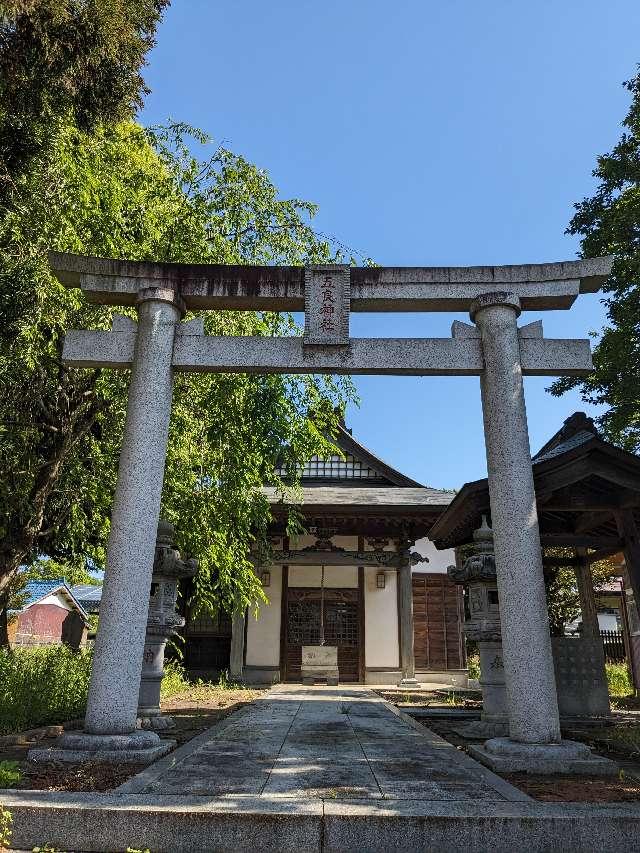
469,736,618,776
28,730,175,765
302,675,339,686
397,677,420,691
452,719,509,739
301,667,339,686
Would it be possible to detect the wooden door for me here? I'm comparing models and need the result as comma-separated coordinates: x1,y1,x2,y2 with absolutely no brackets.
412,573,465,670
284,588,361,682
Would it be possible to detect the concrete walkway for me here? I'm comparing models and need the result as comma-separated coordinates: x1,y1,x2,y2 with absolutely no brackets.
117,684,526,802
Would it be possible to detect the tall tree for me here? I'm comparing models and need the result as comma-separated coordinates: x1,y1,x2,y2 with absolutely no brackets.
0,0,168,197
551,69,640,450
0,121,356,641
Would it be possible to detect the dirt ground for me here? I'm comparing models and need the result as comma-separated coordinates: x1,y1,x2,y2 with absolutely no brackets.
504,773,640,802
0,686,264,792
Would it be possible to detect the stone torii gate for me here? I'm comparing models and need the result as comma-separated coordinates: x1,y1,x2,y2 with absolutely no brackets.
42,252,612,772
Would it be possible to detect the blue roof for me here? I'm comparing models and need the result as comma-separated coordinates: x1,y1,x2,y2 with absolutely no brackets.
23,579,67,608
70,584,103,612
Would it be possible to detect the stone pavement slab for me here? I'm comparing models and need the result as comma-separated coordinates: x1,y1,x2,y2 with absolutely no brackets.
116,684,527,802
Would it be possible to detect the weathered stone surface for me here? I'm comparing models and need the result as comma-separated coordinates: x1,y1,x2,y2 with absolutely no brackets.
63,330,593,377
471,294,561,746
552,637,611,717
303,265,350,345
50,251,612,311
116,685,523,802
469,736,618,776
83,292,183,737
28,730,175,765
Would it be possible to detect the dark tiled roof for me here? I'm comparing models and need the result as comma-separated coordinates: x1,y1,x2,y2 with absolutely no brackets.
533,429,596,464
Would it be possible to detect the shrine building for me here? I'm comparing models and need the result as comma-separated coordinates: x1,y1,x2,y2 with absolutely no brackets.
183,422,467,686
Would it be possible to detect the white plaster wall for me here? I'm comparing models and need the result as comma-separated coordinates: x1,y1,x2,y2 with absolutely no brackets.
245,565,282,667
412,537,456,574
364,567,399,668
39,592,72,610
288,565,358,588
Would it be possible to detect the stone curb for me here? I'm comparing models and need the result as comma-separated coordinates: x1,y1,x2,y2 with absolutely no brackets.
2,792,640,853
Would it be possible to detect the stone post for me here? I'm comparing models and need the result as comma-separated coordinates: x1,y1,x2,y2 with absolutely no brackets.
471,292,560,745
138,520,197,729
467,293,615,774
575,549,600,639
448,518,508,738
397,541,419,688
31,286,184,764
229,610,246,682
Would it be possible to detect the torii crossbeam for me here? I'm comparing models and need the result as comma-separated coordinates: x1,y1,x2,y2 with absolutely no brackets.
49,250,614,775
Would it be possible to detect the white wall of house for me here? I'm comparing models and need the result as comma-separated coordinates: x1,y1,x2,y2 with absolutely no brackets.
288,565,358,588
364,567,399,669
39,592,72,610
245,565,282,669
412,537,456,574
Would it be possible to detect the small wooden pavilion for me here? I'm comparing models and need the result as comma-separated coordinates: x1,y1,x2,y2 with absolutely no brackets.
429,412,640,683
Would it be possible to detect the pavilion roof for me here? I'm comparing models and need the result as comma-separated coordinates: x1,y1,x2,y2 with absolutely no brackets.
428,412,640,552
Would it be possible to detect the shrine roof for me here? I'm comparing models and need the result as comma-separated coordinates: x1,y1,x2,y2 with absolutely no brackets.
428,412,640,550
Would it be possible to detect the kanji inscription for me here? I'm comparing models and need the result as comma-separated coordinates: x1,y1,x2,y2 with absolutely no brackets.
303,265,350,345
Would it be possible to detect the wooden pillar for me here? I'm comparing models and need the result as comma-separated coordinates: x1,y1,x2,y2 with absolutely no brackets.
396,538,418,688
615,511,640,694
229,610,245,681
574,547,600,638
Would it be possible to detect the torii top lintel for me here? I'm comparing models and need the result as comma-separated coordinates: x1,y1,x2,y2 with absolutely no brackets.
50,252,612,313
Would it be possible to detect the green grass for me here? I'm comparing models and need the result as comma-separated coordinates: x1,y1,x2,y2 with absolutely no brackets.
0,646,92,735
0,762,21,788
606,662,634,698
467,654,480,681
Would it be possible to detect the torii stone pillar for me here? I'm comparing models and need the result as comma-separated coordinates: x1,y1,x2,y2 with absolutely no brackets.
467,293,613,773
30,286,184,763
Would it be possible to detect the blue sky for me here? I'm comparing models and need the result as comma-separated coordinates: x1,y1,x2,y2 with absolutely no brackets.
141,1,640,489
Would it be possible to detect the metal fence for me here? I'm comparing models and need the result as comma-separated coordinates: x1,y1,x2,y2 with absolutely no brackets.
600,630,626,663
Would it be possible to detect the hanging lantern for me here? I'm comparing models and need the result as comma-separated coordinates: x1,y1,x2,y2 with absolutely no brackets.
376,572,386,589
260,570,271,588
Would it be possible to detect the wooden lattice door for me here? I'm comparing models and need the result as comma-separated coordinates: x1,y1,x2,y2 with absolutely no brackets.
284,588,360,682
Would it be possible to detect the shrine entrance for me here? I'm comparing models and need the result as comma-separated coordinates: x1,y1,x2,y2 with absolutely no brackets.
50,250,617,775
283,585,362,683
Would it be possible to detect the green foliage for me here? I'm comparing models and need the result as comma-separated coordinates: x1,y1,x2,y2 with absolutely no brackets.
0,761,21,787
466,653,480,681
0,805,11,850
159,659,190,699
0,0,169,192
0,120,357,625
606,662,634,697
544,550,618,634
550,68,640,450
0,646,92,734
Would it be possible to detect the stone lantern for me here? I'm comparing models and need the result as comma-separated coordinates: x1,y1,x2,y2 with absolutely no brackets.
137,520,197,730
447,517,508,737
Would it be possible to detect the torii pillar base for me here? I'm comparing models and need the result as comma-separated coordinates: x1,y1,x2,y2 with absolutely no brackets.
469,737,618,776
28,730,175,765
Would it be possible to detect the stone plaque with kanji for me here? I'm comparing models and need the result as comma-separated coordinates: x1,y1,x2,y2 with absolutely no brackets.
303,265,350,345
